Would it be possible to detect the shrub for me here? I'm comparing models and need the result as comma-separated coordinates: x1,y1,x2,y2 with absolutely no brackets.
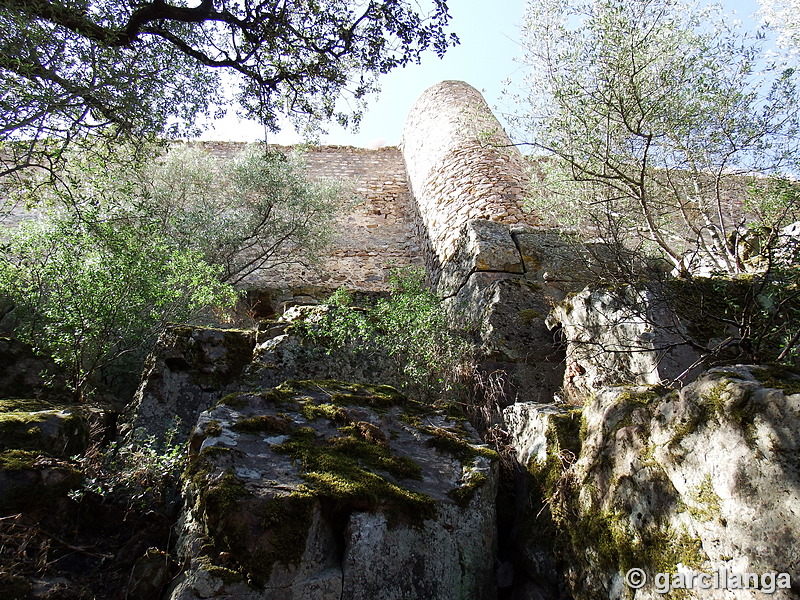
0,213,237,400
302,267,473,401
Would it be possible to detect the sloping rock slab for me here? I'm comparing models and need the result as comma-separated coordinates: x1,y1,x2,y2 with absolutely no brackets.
168,379,498,600
0,399,88,457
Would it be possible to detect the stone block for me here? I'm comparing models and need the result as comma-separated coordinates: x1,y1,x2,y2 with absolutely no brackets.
438,220,524,297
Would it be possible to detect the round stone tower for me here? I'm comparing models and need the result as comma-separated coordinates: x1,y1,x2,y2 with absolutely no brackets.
400,80,536,271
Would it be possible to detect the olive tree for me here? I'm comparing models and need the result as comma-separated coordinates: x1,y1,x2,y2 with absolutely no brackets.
516,0,800,275
36,143,351,284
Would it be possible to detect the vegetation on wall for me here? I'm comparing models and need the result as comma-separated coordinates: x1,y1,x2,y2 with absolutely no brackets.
17,142,352,284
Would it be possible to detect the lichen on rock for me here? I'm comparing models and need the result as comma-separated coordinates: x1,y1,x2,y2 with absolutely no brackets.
504,366,800,600
169,379,498,600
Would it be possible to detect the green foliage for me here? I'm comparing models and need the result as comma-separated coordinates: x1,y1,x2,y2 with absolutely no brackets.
19,142,349,285
517,0,800,274
669,269,800,368
69,421,185,510
0,0,457,178
0,209,236,399
0,141,352,398
301,267,473,400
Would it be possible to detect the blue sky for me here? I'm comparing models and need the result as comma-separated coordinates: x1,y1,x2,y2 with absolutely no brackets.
200,0,764,148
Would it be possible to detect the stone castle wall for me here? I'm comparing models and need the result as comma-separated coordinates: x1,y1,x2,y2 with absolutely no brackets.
3,81,542,296
198,143,423,292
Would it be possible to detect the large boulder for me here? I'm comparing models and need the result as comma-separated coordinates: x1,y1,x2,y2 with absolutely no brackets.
249,307,405,392
505,366,800,600
546,284,702,399
168,379,498,600
0,398,88,515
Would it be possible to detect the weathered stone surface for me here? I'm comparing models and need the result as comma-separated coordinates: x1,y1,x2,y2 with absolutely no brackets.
122,325,255,441
514,366,800,600
400,81,538,278
502,402,579,597
546,285,701,399
446,273,564,405
168,379,498,600
438,220,524,297
0,398,88,514
0,453,82,514
249,306,405,392
503,403,579,470
0,398,88,458
512,228,638,297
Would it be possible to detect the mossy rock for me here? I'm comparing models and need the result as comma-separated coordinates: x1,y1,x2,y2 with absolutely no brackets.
0,450,82,515
162,325,255,390
0,399,89,457
182,378,497,590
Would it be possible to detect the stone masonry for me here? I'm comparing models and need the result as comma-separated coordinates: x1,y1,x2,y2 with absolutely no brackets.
202,143,424,292
400,80,539,282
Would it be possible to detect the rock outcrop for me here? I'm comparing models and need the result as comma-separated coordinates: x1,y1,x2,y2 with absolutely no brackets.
123,325,256,441
545,284,702,399
505,366,800,600
168,379,498,600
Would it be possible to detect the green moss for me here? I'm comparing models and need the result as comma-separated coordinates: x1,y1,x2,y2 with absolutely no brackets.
669,386,720,449
217,393,249,409
753,366,800,396
300,402,350,424
422,426,497,463
702,382,728,414
548,409,583,457
0,398,56,413
399,412,422,428
199,470,251,517
519,308,543,326
332,426,421,480
566,508,706,577
253,491,316,571
196,446,234,460
274,426,435,524
205,420,223,437
639,442,657,467
448,471,488,507
197,555,245,585
231,415,292,435
687,475,722,522
260,387,301,406
0,450,82,513
0,400,87,456
204,564,245,584
279,379,423,414
0,449,41,471
669,380,761,449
